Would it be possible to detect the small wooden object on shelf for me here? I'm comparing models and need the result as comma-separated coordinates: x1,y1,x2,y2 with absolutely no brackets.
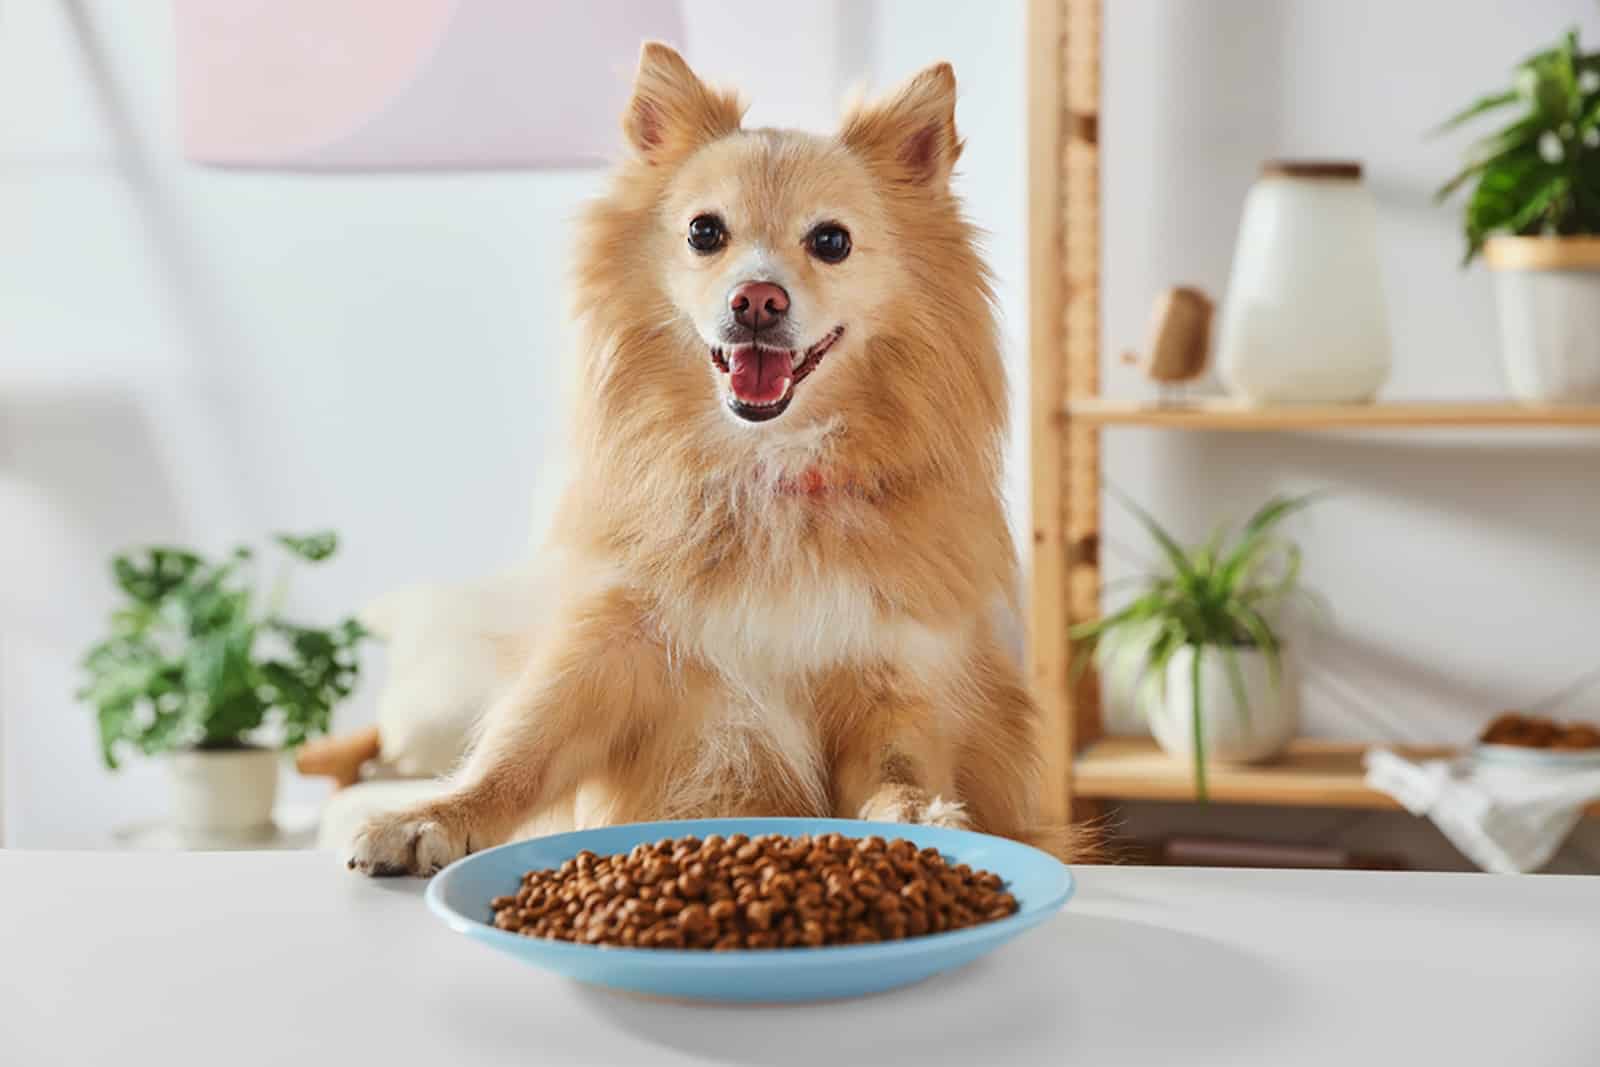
1122,286,1213,384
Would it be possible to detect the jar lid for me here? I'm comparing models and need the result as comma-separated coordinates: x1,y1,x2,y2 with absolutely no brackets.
1260,160,1362,181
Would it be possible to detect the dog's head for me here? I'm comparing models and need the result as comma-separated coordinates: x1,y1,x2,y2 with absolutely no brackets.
576,44,1000,485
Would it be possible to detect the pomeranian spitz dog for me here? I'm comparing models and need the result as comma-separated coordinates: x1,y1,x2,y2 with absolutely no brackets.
349,44,1061,876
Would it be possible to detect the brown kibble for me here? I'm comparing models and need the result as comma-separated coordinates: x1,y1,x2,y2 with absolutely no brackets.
488,832,1015,950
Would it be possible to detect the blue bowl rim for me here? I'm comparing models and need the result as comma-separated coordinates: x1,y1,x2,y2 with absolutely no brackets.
424,816,1075,969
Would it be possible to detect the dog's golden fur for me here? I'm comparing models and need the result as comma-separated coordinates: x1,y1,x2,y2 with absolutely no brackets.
349,44,1068,876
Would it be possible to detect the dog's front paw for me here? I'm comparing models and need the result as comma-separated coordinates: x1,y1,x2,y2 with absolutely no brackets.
859,787,972,830
346,808,468,877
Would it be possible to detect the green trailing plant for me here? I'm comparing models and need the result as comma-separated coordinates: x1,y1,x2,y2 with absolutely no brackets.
1071,491,1321,799
78,531,365,769
1435,27,1600,263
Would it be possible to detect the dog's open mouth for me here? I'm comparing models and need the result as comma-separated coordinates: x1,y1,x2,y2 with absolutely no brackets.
711,326,844,423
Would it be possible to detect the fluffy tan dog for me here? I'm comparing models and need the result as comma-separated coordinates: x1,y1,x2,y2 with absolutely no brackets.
349,44,1060,876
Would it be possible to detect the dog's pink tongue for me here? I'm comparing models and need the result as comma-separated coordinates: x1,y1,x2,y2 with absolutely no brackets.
728,347,792,405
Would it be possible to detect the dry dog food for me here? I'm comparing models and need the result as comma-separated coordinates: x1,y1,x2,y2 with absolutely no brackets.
489,832,1018,949
1481,712,1600,751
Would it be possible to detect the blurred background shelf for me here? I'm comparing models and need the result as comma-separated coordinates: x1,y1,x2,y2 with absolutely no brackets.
1064,397,1600,430
1075,737,1600,815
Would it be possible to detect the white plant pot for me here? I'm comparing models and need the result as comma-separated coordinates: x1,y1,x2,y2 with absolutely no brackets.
169,746,279,836
1151,645,1298,765
1217,161,1391,404
1485,236,1600,403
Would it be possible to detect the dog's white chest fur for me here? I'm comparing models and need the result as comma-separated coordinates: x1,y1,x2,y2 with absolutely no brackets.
682,572,958,681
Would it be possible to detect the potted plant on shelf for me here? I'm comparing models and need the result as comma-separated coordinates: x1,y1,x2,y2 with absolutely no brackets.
1436,27,1600,402
1072,492,1319,799
78,531,365,838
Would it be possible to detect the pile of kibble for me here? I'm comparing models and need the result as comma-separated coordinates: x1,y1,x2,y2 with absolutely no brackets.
489,832,1018,950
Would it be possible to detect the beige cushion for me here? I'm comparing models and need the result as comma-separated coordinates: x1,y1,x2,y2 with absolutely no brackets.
357,465,570,780
358,568,553,778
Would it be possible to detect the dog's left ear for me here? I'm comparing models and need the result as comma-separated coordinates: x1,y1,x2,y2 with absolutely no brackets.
623,42,743,165
840,62,962,188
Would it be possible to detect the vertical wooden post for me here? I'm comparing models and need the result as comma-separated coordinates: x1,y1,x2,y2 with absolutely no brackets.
1028,0,1102,825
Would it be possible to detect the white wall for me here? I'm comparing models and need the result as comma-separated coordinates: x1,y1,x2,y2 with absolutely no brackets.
865,0,1032,525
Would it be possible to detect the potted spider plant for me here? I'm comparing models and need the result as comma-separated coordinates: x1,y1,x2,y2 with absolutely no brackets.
1435,28,1600,401
1072,492,1319,798
78,531,366,837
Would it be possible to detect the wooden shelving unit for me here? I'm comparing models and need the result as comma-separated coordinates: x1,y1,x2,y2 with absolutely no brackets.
1076,738,1600,815
1025,0,1600,829
1075,738,1445,810
1065,397,1600,431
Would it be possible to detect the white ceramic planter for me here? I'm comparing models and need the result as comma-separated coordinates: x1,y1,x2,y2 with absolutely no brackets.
169,746,279,835
1485,236,1600,403
1152,645,1298,765
1217,161,1391,404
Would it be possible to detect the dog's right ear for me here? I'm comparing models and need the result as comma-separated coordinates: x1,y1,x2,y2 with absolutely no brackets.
622,43,743,165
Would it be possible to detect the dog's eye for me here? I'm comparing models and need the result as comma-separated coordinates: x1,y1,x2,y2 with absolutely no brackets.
687,214,727,254
807,223,851,264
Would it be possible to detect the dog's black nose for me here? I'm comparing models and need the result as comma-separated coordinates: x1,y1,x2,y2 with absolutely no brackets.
729,281,789,332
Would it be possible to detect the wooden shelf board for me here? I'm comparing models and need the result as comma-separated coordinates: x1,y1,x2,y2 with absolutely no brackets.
1063,397,1600,430
1075,736,1600,815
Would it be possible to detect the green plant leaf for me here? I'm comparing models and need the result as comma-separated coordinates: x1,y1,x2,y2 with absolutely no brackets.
1189,644,1207,802
1431,88,1520,136
111,548,204,605
1505,174,1569,234
1221,643,1252,730
1216,493,1316,589
1107,486,1197,583
275,531,339,563
1463,147,1559,260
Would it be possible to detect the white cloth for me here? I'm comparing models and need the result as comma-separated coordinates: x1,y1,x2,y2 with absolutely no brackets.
1364,748,1600,873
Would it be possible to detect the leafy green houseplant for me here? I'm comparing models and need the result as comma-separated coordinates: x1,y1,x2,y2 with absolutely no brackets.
1434,28,1600,401
79,531,365,833
1436,29,1600,261
1072,493,1317,799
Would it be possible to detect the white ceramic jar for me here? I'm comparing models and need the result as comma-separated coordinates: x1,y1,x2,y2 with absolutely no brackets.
1217,161,1391,404
1151,645,1298,765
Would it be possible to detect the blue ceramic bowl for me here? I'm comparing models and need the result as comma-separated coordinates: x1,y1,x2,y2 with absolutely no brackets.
425,817,1073,1003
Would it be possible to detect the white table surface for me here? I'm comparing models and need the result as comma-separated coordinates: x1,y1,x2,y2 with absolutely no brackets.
3,851,1597,1067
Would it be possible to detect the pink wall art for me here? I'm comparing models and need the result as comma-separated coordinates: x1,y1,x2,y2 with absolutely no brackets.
174,0,686,170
